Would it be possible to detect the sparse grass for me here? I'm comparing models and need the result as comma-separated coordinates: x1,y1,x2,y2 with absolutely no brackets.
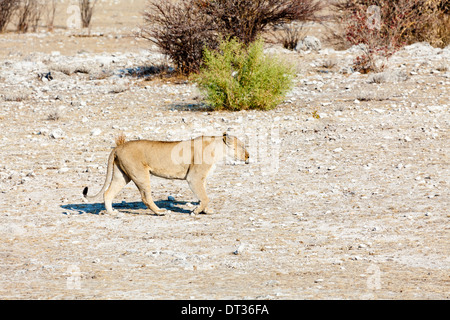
109,83,129,94
3,91,29,102
47,110,61,121
321,59,337,69
367,70,408,84
89,70,113,80
120,64,174,79
74,63,95,74
356,90,390,101
273,21,309,50
436,61,448,72
51,64,75,76
367,73,387,84
50,62,99,77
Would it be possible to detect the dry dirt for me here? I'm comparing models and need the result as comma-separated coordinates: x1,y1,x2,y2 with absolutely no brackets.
0,0,449,300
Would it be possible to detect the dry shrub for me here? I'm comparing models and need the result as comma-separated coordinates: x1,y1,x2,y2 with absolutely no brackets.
197,0,323,45
141,0,322,75
273,21,310,50
50,63,75,76
0,0,59,33
141,1,218,75
412,0,450,48
0,0,18,32
79,0,98,28
16,0,43,33
333,0,450,72
44,0,58,32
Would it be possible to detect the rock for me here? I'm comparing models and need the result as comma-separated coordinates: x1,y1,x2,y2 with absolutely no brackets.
295,36,321,52
50,128,65,139
400,42,440,58
90,128,102,136
368,69,408,83
339,66,354,74
347,43,367,53
38,72,53,81
233,243,245,255
37,128,49,136
427,105,444,113
168,196,175,201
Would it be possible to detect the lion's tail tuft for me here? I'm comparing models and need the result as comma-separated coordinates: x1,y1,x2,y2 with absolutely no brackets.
82,186,89,197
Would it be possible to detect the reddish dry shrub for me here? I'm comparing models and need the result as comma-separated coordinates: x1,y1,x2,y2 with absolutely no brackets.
335,0,450,72
413,0,450,48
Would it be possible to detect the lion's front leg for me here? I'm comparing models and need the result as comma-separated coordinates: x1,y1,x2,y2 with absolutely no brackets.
186,169,211,215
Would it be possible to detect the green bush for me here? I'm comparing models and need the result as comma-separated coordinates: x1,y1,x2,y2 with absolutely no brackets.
194,38,295,111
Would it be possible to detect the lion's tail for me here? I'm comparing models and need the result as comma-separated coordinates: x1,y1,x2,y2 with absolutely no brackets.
83,148,117,201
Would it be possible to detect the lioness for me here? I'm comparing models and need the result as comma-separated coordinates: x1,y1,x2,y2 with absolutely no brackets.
83,133,249,215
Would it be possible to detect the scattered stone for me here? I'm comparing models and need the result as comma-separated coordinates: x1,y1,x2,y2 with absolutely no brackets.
403,136,412,142
90,128,102,136
233,243,245,255
50,128,65,139
295,36,321,52
1,33,448,299
38,72,53,81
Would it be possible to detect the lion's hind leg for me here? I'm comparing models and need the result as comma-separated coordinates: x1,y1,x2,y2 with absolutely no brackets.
104,164,130,214
131,170,165,216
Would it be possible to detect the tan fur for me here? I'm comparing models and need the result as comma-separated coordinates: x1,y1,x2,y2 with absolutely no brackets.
115,132,126,147
83,133,249,215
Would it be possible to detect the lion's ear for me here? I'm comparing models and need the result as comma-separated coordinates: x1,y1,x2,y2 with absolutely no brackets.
115,132,126,146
